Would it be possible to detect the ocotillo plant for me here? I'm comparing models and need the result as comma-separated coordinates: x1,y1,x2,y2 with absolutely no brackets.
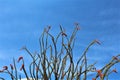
0,24,120,80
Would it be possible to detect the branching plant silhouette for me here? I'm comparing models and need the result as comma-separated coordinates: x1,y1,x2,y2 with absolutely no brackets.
0,24,120,80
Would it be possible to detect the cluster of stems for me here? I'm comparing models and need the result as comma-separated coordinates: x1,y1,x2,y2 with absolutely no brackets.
0,25,119,80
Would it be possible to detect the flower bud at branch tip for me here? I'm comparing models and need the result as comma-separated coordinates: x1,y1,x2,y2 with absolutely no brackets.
74,22,80,30
96,69,103,79
62,32,67,37
20,64,24,71
18,56,23,62
113,56,119,60
112,68,117,73
45,25,51,33
3,66,8,70
36,66,39,71
10,64,14,70
92,78,96,80
94,39,101,45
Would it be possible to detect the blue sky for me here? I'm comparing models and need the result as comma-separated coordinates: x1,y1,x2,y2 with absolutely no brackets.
0,0,120,79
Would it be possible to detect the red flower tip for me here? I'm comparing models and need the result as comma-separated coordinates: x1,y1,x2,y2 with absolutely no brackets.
3,66,8,70
20,64,24,71
92,78,96,80
113,56,119,60
96,69,103,78
96,69,101,73
36,66,39,71
10,64,14,70
18,56,23,62
94,39,101,45
112,69,117,73
62,32,67,37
